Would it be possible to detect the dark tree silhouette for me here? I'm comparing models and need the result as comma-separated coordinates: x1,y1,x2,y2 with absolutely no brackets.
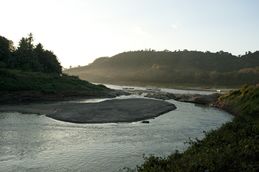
0,33,62,74
0,36,13,67
13,33,42,71
35,43,62,74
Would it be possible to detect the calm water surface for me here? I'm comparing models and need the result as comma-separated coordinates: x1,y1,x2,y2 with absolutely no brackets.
0,91,233,172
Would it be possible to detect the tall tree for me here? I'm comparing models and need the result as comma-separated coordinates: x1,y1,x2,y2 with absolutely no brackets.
1,34,63,74
13,33,41,71
0,36,13,67
35,43,62,74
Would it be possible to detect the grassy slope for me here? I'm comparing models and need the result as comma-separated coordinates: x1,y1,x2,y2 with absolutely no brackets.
136,85,259,172
0,69,112,104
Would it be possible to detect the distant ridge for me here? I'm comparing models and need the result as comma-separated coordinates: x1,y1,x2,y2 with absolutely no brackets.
65,50,259,88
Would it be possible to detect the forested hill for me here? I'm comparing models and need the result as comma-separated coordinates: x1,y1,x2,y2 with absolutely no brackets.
65,50,259,88
0,34,113,104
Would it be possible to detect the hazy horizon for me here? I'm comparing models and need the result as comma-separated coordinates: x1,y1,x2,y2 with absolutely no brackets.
1,0,259,67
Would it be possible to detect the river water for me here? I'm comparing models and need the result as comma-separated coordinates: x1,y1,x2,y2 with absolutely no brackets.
0,88,233,172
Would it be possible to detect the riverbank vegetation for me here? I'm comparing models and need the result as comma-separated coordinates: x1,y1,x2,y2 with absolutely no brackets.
66,50,259,88
0,34,112,104
135,85,259,172
0,69,107,93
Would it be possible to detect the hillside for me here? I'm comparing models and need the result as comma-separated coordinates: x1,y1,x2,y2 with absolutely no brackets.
0,69,115,104
0,34,117,104
65,50,259,88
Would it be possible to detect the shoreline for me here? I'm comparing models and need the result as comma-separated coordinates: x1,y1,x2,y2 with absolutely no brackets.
0,89,127,105
135,85,258,171
0,98,176,123
94,82,236,93
0,88,236,124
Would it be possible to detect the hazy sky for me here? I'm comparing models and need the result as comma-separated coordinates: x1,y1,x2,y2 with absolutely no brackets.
1,0,259,67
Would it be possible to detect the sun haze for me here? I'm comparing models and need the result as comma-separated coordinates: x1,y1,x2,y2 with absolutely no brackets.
1,0,259,67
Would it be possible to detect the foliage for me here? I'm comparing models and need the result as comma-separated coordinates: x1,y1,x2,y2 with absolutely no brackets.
135,86,259,172
0,34,109,97
219,85,259,117
34,43,62,74
0,36,14,67
0,34,62,74
0,69,108,93
66,50,259,87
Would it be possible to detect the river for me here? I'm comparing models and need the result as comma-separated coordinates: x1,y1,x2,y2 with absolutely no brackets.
0,87,233,172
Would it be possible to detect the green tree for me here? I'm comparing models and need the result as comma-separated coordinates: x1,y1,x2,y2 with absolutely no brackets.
35,43,62,74
0,36,14,67
13,33,42,71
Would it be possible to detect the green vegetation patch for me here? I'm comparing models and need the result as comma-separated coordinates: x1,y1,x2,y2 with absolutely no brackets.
135,85,259,172
0,34,109,97
0,69,108,93
219,85,259,117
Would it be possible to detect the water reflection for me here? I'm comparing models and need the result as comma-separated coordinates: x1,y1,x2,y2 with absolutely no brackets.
0,98,233,172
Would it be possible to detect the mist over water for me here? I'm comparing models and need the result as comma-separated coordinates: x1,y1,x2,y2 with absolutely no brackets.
0,92,232,172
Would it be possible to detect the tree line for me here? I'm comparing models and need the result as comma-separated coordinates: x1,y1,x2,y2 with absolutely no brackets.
0,34,62,74
66,50,259,87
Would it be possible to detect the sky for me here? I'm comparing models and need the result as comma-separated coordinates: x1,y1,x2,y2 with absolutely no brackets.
1,0,259,68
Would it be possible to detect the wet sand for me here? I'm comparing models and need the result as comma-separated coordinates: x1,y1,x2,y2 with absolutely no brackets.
0,98,176,123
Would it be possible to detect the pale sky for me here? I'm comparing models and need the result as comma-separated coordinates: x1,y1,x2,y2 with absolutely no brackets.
1,0,259,68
